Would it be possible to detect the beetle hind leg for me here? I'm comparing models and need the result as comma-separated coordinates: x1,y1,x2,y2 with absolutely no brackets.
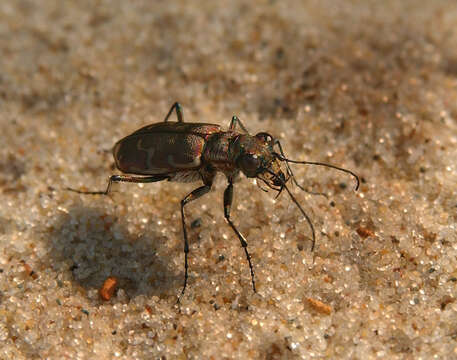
223,179,256,293
67,174,170,195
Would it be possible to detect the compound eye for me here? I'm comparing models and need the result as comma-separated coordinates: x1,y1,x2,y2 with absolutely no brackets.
255,132,274,144
239,154,261,177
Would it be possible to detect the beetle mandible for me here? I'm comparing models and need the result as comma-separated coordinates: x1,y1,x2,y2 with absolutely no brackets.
69,102,359,301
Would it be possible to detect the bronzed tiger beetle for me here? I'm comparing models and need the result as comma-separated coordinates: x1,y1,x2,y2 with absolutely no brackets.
68,102,359,302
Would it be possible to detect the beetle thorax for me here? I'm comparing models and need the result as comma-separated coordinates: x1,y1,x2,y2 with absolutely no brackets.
201,131,240,176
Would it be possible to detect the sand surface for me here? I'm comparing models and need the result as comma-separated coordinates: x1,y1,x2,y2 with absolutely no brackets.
1,1,457,359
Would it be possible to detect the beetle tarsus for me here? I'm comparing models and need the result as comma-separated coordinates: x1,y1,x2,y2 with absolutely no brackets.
224,180,257,293
177,243,189,304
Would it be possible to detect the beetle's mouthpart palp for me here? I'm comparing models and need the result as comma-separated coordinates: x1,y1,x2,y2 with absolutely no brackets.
255,178,269,193
273,140,306,191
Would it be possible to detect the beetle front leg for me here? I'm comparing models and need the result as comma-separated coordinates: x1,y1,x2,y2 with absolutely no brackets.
229,115,250,134
178,183,212,302
67,174,170,195
224,180,256,293
163,102,184,123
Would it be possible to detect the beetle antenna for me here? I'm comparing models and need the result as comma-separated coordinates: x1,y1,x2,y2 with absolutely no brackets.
282,157,359,191
273,147,360,191
264,169,316,252
283,183,316,252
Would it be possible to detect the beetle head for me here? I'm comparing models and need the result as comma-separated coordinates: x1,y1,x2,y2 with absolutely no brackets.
233,132,286,188
232,130,360,253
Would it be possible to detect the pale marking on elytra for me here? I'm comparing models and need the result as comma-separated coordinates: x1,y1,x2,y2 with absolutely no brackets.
167,154,201,168
137,138,156,169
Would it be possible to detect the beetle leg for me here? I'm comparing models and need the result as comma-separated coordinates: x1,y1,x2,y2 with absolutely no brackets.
229,115,250,134
163,102,184,123
67,174,170,195
178,183,212,302
223,180,256,293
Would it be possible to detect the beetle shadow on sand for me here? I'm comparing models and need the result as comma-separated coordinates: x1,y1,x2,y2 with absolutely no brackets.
45,204,179,301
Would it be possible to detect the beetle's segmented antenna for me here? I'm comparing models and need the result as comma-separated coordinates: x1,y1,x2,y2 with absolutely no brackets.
264,169,316,252
283,157,360,191
283,183,316,252
273,142,360,191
